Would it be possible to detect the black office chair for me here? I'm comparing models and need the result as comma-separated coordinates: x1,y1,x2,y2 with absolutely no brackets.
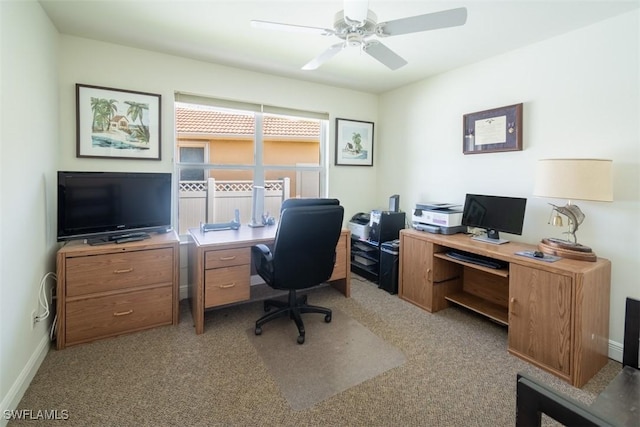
252,198,344,344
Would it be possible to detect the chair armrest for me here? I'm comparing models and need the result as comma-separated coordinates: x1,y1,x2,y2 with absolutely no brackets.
252,244,273,262
516,373,614,427
252,244,274,284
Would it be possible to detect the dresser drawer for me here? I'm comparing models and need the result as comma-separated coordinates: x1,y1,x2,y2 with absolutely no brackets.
329,234,347,281
205,264,250,307
65,248,174,297
65,286,172,345
205,247,251,269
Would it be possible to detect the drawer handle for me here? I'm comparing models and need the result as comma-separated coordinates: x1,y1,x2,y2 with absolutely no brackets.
219,283,236,289
113,267,134,274
113,309,134,317
219,256,236,261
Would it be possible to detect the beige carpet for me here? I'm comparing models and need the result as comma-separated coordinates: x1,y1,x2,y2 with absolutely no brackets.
246,307,406,410
9,275,621,426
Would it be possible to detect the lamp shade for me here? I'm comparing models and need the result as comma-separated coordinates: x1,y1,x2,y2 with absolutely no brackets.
533,159,613,202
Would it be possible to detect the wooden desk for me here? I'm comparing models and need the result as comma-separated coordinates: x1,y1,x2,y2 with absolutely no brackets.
188,226,351,335
399,229,611,388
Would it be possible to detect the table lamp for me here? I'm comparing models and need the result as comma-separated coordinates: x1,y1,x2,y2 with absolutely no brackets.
533,158,613,261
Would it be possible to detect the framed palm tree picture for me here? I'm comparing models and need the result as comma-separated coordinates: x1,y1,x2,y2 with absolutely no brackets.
335,118,374,166
76,84,161,160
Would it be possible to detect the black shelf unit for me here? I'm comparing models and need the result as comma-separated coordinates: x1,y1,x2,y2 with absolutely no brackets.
351,239,380,282
350,211,405,283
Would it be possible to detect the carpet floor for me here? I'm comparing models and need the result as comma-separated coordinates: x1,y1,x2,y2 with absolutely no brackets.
246,306,406,410
10,274,621,426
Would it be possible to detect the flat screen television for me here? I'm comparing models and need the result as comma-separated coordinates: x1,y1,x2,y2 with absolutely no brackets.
461,193,527,244
57,171,172,244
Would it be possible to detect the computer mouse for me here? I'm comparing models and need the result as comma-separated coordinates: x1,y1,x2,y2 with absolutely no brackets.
533,251,544,258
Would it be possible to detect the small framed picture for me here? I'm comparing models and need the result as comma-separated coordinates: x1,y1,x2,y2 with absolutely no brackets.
76,84,162,160
335,118,374,166
463,103,523,154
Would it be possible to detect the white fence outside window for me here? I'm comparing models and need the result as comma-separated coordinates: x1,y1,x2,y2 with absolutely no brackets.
178,178,291,234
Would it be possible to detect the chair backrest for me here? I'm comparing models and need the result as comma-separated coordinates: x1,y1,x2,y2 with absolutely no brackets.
271,203,344,290
280,198,340,212
622,297,640,368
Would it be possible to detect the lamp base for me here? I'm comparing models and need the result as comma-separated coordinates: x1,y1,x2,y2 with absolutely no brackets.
539,238,597,262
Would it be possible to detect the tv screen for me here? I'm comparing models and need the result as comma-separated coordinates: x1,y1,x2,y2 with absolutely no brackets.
57,171,172,243
461,194,527,244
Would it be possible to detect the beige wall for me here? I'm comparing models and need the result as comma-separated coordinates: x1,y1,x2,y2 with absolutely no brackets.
378,10,639,357
56,36,379,221
1,1,60,419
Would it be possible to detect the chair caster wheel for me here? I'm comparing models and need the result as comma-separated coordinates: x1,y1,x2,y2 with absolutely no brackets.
255,327,262,336
297,335,305,344
324,314,332,323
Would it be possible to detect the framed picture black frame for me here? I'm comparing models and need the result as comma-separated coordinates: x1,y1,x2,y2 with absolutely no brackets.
76,84,162,160
335,118,374,166
463,103,523,154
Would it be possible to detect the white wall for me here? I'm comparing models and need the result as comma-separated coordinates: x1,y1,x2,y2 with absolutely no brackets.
0,1,59,420
56,36,380,221
377,10,640,352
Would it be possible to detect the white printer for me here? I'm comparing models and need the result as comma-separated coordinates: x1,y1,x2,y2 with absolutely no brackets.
348,212,370,240
412,202,466,235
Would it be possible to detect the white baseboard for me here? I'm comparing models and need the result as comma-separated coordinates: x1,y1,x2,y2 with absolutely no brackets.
0,335,51,427
608,338,623,363
179,284,188,301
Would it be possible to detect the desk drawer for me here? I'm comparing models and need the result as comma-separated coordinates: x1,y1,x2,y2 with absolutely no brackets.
65,285,172,345
205,248,251,269
329,234,347,281
66,248,173,297
205,264,250,307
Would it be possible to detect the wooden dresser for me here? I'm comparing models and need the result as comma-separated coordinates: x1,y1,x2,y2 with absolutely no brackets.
55,231,180,349
399,229,611,387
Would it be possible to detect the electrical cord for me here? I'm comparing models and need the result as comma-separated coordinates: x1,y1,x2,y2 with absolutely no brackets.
35,271,57,323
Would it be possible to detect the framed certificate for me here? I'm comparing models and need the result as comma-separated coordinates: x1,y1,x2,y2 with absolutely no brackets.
463,103,523,154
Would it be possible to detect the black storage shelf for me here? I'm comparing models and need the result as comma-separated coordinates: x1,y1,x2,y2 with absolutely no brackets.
349,211,406,286
351,237,380,283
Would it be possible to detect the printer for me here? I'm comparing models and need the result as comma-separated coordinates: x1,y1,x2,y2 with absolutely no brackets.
412,202,466,235
348,212,370,240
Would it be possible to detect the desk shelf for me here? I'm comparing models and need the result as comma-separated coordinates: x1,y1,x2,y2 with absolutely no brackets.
434,252,509,278
445,291,508,326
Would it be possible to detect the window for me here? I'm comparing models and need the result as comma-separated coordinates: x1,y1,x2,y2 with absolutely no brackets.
174,96,329,235
178,142,207,181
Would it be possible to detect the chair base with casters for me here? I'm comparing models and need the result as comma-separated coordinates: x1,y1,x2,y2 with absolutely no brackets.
251,199,344,345
254,289,332,344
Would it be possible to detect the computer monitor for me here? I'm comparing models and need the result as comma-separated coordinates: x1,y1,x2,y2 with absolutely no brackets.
461,193,527,244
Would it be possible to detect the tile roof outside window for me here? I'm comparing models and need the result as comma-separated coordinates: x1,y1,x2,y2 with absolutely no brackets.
176,107,320,137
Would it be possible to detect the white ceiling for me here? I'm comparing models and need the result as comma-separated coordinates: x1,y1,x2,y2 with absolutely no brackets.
39,0,639,94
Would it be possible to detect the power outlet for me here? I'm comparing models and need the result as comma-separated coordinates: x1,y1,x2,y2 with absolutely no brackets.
31,309,38,330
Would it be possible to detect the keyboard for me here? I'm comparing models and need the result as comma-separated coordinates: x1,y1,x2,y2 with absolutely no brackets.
446,250,506,269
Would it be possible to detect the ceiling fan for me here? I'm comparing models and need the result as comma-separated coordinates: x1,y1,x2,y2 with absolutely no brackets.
250,0,467,71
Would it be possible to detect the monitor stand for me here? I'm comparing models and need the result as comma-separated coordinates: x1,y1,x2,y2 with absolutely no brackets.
471,235,509,245
471,229,509,245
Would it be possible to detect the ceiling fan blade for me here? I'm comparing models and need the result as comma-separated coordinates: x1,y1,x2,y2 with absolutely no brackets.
363,41,407,70
302,43,344,70
344,0,369,24
250,20,334,36
379,7,467,36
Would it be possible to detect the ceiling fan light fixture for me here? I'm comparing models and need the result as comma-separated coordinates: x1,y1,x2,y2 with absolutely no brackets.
344,0,369,26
